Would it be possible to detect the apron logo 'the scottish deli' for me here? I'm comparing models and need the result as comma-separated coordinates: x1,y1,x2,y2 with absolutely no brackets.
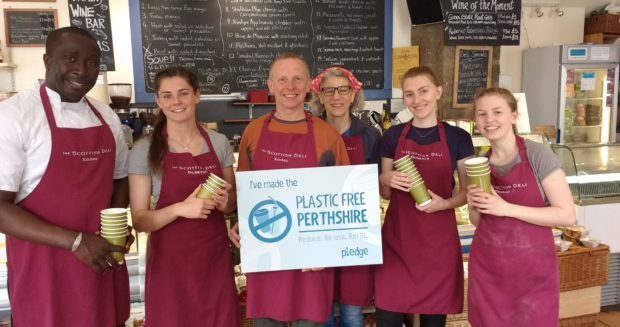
62,147,113,162
402,150,444,161
170,164,218,175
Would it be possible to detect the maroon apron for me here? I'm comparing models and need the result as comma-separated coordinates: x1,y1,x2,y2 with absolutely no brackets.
375,121,464,314
145,125,240,326
246,112,334,322
335,135,374,306
468,136,559,327
342,135,365,166
7,84,129,326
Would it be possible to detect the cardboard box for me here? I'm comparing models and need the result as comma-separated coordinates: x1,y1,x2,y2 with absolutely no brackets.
559,286,601,319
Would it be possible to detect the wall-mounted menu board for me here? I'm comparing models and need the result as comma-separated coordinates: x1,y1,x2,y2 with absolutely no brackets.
3,9,57,47
68,0,116,71
452,46,492,108
129,0,392,102
440,0,521,45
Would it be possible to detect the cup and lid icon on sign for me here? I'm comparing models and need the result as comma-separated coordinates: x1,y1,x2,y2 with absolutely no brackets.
248,197,291,243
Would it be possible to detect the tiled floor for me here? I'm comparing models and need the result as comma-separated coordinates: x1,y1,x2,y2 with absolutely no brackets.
599,305,620,327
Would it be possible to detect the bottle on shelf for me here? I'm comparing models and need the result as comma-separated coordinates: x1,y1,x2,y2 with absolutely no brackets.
381,100,392,132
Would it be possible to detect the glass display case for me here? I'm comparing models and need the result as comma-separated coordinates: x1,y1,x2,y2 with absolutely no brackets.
562,67,617,144
523,45,620,144
550,143,620,204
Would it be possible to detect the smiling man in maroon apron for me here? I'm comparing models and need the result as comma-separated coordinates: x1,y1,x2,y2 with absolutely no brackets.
0,27,131,326
309,67,381,327
229,53,350,327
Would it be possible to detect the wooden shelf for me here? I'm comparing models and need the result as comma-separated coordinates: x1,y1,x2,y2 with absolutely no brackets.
584,33,620,44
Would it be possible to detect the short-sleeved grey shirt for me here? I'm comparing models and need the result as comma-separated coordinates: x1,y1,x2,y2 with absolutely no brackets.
128,127,235,204
491,139,563,203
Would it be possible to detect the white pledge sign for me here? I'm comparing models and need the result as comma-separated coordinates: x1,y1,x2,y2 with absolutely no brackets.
236,165,383,273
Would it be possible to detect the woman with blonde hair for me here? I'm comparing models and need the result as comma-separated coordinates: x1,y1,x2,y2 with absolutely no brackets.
375,66,474,327
467,88,575,326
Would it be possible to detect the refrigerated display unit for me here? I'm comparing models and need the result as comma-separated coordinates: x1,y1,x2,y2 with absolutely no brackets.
522,44,620,144
550,142,620,306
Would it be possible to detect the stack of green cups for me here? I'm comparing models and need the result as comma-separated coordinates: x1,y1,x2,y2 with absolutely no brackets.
100,208,128,264
196,173,227,200
464,157,492,193
393,155,432,207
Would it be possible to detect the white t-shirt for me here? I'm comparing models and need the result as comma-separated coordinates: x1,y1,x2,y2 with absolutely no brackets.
0,85,129,202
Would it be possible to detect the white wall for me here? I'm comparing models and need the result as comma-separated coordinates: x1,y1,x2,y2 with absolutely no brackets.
0,1,134,97
0,0,592,100
501,6,585,92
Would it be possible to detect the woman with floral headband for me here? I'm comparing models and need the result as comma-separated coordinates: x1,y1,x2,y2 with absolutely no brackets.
310,67,381,327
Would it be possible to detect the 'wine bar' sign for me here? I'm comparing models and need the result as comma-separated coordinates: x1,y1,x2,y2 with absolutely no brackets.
68,0,116,71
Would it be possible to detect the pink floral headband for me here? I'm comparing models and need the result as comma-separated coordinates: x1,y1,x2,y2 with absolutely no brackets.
310,67,363,94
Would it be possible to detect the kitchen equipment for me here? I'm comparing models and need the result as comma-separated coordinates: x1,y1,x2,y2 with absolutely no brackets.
523,44,620,144
108,83,132,112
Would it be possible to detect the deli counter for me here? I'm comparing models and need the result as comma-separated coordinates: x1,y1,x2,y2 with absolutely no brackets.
550,143,620,253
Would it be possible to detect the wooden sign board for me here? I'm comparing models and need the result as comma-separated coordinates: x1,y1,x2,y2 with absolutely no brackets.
4,9,57,47
452,46,492,109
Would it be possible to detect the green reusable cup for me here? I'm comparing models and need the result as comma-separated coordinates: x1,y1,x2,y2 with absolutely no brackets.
102,234,126,264
467,172,492,194
196,183,216,200
465,166,490,175
409,181,431,207
464,157,489,169
100,208,127,218
206,173,227,189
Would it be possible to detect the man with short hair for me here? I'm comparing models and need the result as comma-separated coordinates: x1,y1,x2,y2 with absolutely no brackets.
0,26,131,326
230,52,350,327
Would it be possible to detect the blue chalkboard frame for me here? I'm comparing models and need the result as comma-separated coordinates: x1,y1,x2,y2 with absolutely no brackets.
129,1,393,103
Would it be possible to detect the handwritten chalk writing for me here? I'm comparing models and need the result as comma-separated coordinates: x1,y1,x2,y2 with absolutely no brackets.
5,10,56,46
441,0,520,45
68,0,115,70
455,48,491,105
137,0,385,94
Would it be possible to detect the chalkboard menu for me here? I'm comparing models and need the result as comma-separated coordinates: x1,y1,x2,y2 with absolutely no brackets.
440,0,521,45
68,0,116,71
452,46,492,108
131,0,388,101
3,9,57,47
